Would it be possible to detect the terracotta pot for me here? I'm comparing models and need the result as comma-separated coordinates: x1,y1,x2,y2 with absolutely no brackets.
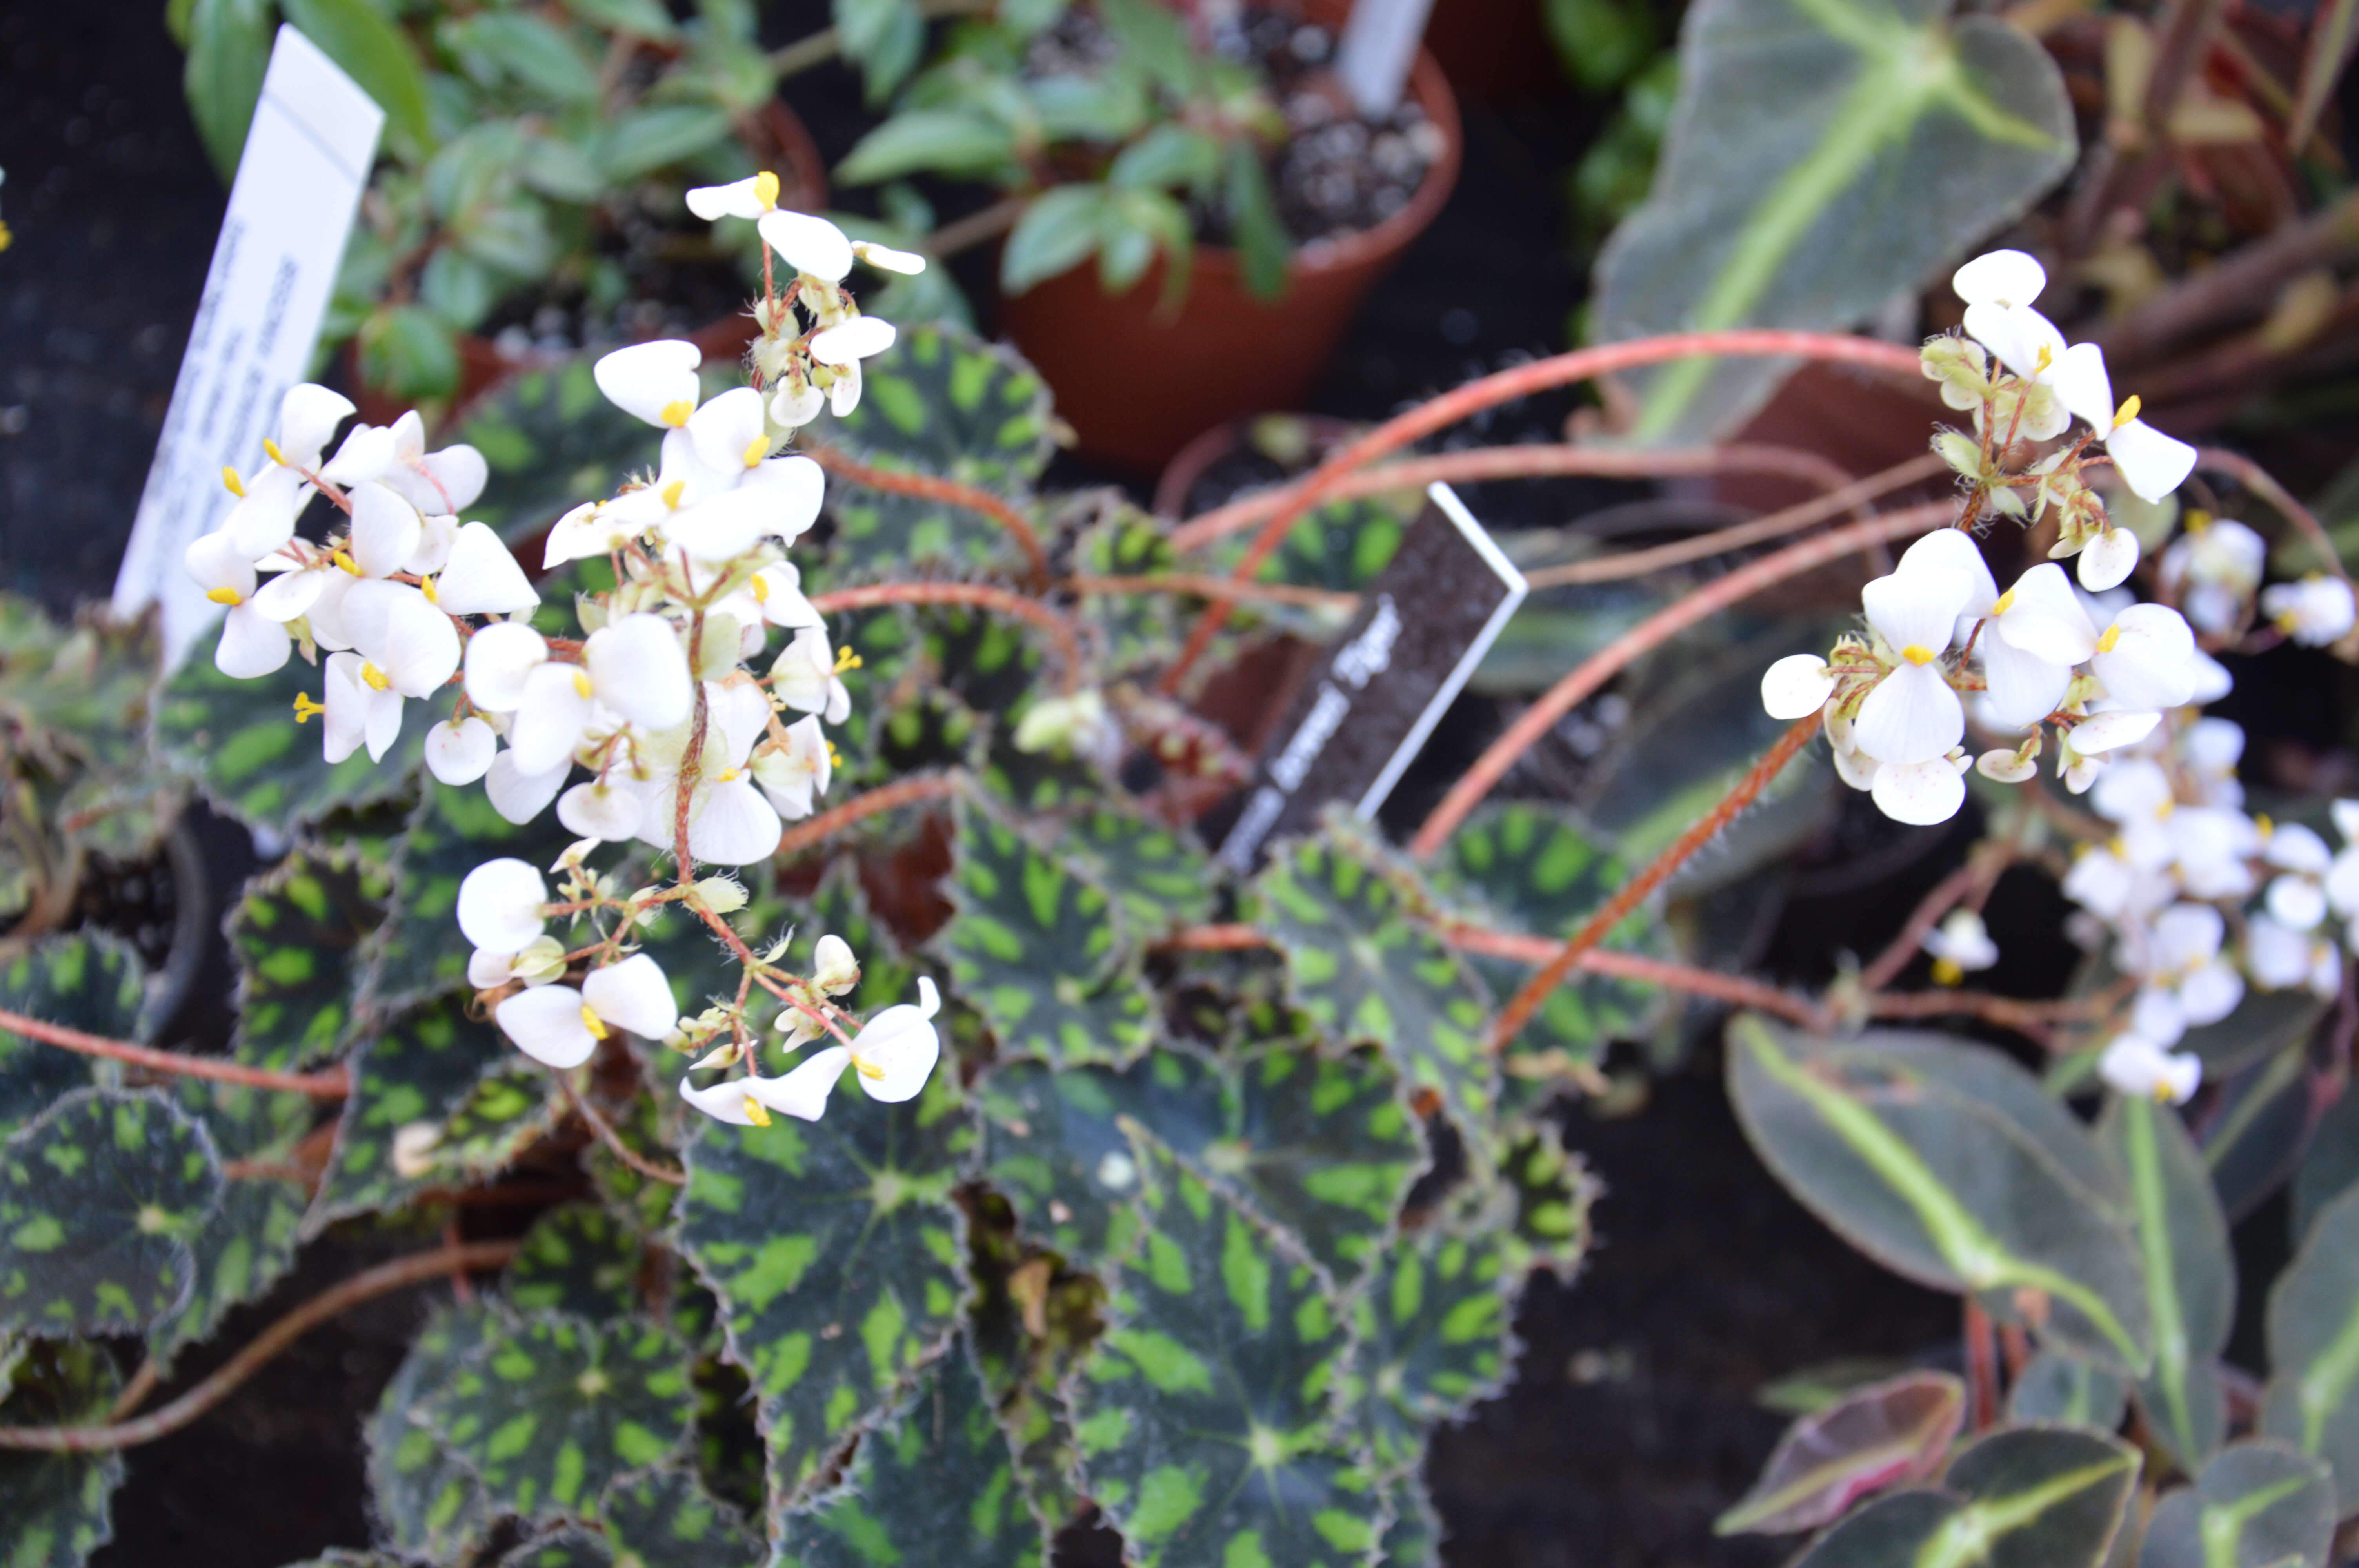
352,97,827,425
997,16,1462,474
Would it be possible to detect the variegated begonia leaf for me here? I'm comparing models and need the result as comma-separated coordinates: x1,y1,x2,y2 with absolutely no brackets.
1072,499,1184,677
775,1341,1042,1568
938,801,1157,1071
0,1339,124,1568
2139,1440,2336,1568
1728,1015,2152,1376
1789,1426,2137,1568
676,1073,973,1514
968,1232,1104,1537
1062,802,1218,936
1488,1119,1599,1280
147,1079,311,1361
1376,1471,1445,1568
2100,1094,2233,1472
155,651,426,828
0,1087,221,1335
2008,1350,2128,1431
496,1529,613,1568
418,1313,695,1526
1345,1225,1518,1474
826,322,1055,489
0,933,145,1135
2261,1183,2359,1515
510,1202,647,1323
1072,1142,1381,1568
367,1302,501,1562
360,782,579,1014
599,1463,763,1568
430,1069,563,1174
458,356,661,548
1716,1370,1963,1535
310,995,518,1227
1254,829,1500,1144
228,844,387,1069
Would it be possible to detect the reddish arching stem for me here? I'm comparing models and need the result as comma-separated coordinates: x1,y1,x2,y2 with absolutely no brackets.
1963,1298,2001,1430
1857,858,1995,994
1488,714,1826,1051
1157,328,1927,693
1410,500,1956,859
803,443,1050,584
1067,573,1362,613
1165,440,1870,553
0,1241,518,1452
774,772,963,861
808,582,1085,688
0,1007,349,1099
554,1070,685,1187
2195,447,2350,582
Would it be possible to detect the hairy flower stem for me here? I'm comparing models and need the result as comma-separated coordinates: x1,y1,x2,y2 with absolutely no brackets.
1488,714,1825,1052
807,582,1085,688
0,1007,349,1098
1158,328,1926,693
0,1241,518,1452
1412,500,1956,858
774,772,963,861
801,444,1049,583
554,1069,686,1187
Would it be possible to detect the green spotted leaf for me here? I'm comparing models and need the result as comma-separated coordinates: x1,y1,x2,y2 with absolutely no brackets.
1716,1371,1963,1535
511,1202,646,1323
0,1339,124,1568
1728,1016,2152,1376
496,1528,614,1568
676,1073,972,1512
462,356,662,548
1490,1120,1598,1279
939,801,1157,1070
366,1302,500,1561
2007,1350,2127,1431
1073,1144,1379,1568
776,1342,1043,1568
2100,1095,2232,1472
156,652,427,829
1593,0,2075,443
0,934,146,1135
1788,1426,2138,1568
1072,498,1184,677
600,1464,763,1568
361,782,580,1014
826,486,1035,576
0,1087,222,1335
310,995,516,1227
1062,803,1218,936
229,845,388,1069
2261,1183,2359,1515
148,1079,312,1361
1346,1226,1517,1473
431,1068,563,1176
2139,1440,2336,1568
1375,1471,1443,1568
827,323,1054,489
1254,830,1500,1144
421,1314,695,1526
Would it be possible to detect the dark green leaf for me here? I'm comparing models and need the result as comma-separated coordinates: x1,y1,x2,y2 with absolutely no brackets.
361,782,577,1014
2101,1095,2232,1471
1071,499,1183,677
149,1079,312,1361
156,652,428,830
2261,1183,2359,1515
229,845,387,1069
462,358,663,548
366,1302,500,1561
1002,186,1110,294
1345,1226,1516,1473
0,934,145,1136
310,995,516,1226
1546,0,1659,90
599,106,736,181
281,0,433,153
184,0,271,181
2200,1045,2316,1222
358,304,463,401
838,110,1020,185
1062,803,1217,935
1793,1428,2135,1568
1488,1120,1598,1279
2292,1082,2359,1242
0,1340,124,1568
1716,1371,1963,1535
827,323,1055,489
835,0,926,99
2139,1440,2335,1568
511,1202,645,1323
1222,139,1288,301
498,1529,613,1568
2007,1350,2127,1431
448,13,602,104
600,1464,763,1568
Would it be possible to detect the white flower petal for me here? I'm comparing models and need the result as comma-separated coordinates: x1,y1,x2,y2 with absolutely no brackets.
587,613,693,730
686,176,769,222
275,384,356,469
1862,565,1974,656
752,1045,854,1121
554,780,641,842
465,621,550,712
1759,654,1835,720
809,317,896,366
2048,342,2115,431
582,953,678,1039
2267,875,2329,933
544,502,634,568
215,604,292,678
1978,635,2070,731
321,421,397,486
679,1074,776,1125
320,653,371,763
457,857,549,951
2179,961,2244,1027
510,660,595,774
1871,757,1967,825
1898,529,1998,617
686,386,771,477
248,565,325,622
433,523,538,616
379,593,462,698
425,717,498,784
222,465,307,559
485,748,572,824
1855,664,1964,765
2092,604,2198,710
756,209,854,282
2077,528,2142,591
184,529,258,600
496,984,600,1068
741,455,827,545
1952,249,2046,308
2070,709,2161,755
852,240,928,275
593,339,703,428
349,481,424,579
2107,419,2198,503
687,778,782,866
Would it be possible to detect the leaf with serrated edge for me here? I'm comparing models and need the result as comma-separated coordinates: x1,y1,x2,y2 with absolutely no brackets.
511,1202,645,1322
460,356,661,547
600,1463,763,1568
366,1302,500,1561
827,322,1053,487
361,782,579,1013
155,651,427,828
1716,1371,1962,1535
2139,1440,2335,1568
0,934,144,1135
1062,803,1218,936
1345,1225,1518,1474
1790,1425,2138,1568
1072,1142,1383,1568
2261,1183,2359,1516
229,845,387,1069
496,1528,614,1568
0,1339,124,1568
2101,1094,2233,1471
309,995,515,1229
676,1073,972,1516
148,1079,311,1361
1728,1015,2152,1375
2007,1349,2128,1431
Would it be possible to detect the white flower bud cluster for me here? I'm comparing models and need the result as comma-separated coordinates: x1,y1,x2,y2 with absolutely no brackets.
185,179,940,1126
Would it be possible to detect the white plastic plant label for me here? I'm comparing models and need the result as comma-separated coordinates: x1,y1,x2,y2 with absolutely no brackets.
1333,0,1438,117
113,25,383,662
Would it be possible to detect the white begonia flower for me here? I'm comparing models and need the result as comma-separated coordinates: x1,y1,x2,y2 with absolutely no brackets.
825,360,864,418
2167,807,2260,901
751,563,825,629
495,953,679,1069
1855,563,1974,764
319,420,397,488
594,339,704,429
679,1071,795,1126
809,316,896,367
853,240,927,274
2248,914,2343,997
1923,908,1999,983
769,376,826,430
1825,705,1879,791
2016,335,2197,505
184,530,292,678
752,976,941,1121
377,409,487,515
405,512,459,577
431,523,538,616
2077,526,2143,592
1977,746,2039,783
681,388,827,548
2091,603,2200,710
2071,708,2164,758
348,481,423,579
685,170,787,223
271,383,356,473
2099,1031,2202,1104
772,626,852,724
558,779,647,842
2262,575,2359,646
425,717,498,785
1980,563,2097,729
754,713,831,820
220,464,308,559
485,748,573,825
2262,821,2334,931
2126,902,2246,1036
2160,517,2266,633
1761,654,1836,720
458,858,549,951
321,650,405,762
465,621,550,713
1899,529,1998,635
543,501,640,569
756,208,854,282
586,613,693,730
509,661,598,775
1871,754,1969,826
812,935,860,994
682,775,783,866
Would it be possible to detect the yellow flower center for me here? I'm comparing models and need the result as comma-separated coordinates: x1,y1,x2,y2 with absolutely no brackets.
741,434,769,468
1931,956,1964,987
2112,394,2142,430
572,669,594,699
752,171,780,211
660,399,695,428
716,768,740,783
852,1053,887,1080
750,575,771,603
2034,342,2053,374
360,661,391,691
1991,588,2016,616
420,574,439,604
580,1005,610,1040
743,1094,772,1126
1900,644,1936,666
2096,624,2123,654
833,644,861,673
222,466,246,498
662,479,687,509
292,694,325,724
263,437,286,466
205,586,244,606
332,549,360,575
2152,1081,2176,1104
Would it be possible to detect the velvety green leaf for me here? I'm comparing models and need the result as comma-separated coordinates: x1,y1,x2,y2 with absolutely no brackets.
1490,1120,1598,1279
156,652,427,830
1062,803,1218,935
825,486,1032,575
1072,1144,1379,1568
938,801,1158,1070
1716,1371,1963,1535
2261,1183,2359,1515
1376,1470,1443,1568
229,846,387,1069
0,1340,124,1568
310,995,516,1226
1727,1016,2151,1374
366,1302,501,1561
2292,1082,2359,1242
280,0,433,153
600,1464,762,1568
431,1068,562,1175
838,109,1018,185
2007,1350,2127,1431
826,323,1054,489
1002,185,1112,294
361,783,580,1013
183,0,271,181
1594,0,2076,441
461,359,663,548
676,1074,972,1512
836,0,926,99
599,106,736,180
421,1314,695,1525
776,1342,1042,1568
2101,1095,2232,1471
511,1202,645,1323
1345,1226,1517,1473
497,1528,613,1568
0,1087,222,1335
448,13,601,103
0,934,145,1135
1254,829,1501,1145
149,1079,311,1361
1790,1425,2139,1568
2139,1441,2335,1568
1071,498,1183,677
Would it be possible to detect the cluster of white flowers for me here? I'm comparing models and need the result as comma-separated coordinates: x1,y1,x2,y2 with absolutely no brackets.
185,177,938,1129
1761,249,2359,1107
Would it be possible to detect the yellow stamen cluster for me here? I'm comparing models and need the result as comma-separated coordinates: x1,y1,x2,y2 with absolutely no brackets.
222,466,246,498
292,693,325,724
572,670,594,699
853,1055,886,1080
360,662,391,692
660,400,695,428
752,171,780,211
2096,625,2123,654
205,586,244,606
263,437,286,466
743,1095,772,1126
2112,395,2142,431
834,644,862,674
580,1005,610,1040
741,435,769,468
1900,644,1937,666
